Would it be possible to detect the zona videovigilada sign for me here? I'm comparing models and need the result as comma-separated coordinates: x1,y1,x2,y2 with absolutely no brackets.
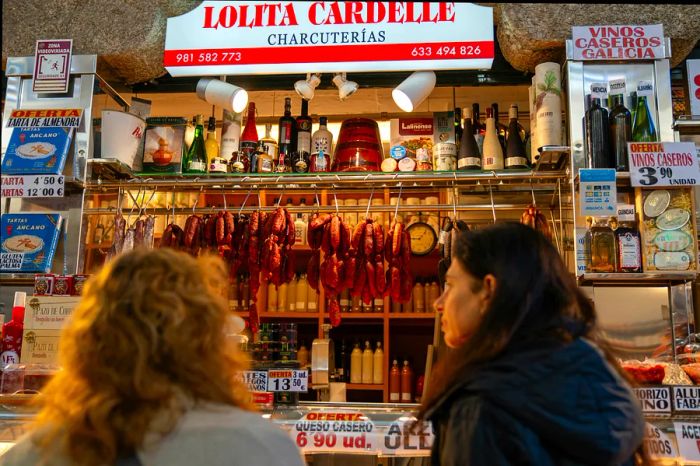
164,1,494,76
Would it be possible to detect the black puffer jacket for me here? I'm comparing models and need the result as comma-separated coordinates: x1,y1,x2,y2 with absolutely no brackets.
425,338,645,466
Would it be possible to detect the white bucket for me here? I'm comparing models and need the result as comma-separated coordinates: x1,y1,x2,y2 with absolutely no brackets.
101,110,146,170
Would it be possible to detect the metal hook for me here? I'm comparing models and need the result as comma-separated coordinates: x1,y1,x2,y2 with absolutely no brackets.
314,192,321,212
488,184,496,223
222,188,227,210
192,186,203,214
393,183,403,225
333,192,339,214
366,187,375,218
530,181,537,207
239,188,252,216
452,186,458,220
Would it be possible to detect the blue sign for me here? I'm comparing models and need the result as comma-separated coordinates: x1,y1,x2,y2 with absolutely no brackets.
579,169,617,217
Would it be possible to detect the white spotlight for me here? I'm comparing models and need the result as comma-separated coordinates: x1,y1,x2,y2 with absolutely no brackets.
332,72,359,101
392,71,436,112
294,73,321,101
196,78,249,113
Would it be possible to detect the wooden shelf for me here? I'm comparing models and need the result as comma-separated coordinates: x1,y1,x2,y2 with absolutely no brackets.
389,313,436,319
333,313,385,319
259,312,319,318
345,383,384,391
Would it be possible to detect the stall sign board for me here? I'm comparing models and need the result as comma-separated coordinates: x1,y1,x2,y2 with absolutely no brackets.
164,2,494,76
20,296,79,365
4,109,83,128
379,419,434,456
644,422,679,460
239,370,269,392
672,386,700,412
673,422,700,462
689,59,700,117
267,369,308,392
32,40,72,93
628,142,700,187
292,411,376,453
572,25,665,61
1,175,65,198
579,169,617,217
633,387,672,415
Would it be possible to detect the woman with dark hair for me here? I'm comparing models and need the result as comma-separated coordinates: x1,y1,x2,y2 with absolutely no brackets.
420,222,647,466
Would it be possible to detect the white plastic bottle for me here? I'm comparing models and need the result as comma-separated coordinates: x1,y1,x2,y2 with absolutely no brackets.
350,343,363,383
362,341,373,384
373,342,384,385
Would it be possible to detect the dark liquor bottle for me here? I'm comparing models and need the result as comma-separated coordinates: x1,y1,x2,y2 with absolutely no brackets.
458,107,481,170
631,86,657,142
337,340,348,382
491,103,508,154
609,94,632,171
505,105,528,169
238,103,259,173
454,107,463,153
277,97,296,172
471,103,485,155
184,114,207,174
293,99,311,173
615,217,642,273
585,97,612,168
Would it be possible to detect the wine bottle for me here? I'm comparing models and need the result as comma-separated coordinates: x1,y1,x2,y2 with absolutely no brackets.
482,107,504,170
505,105,528,169
219,109,241,162
184,114,207,174
631,82,657,142
311,116,333,172
454,107,463,153
293,99,311,173
277,97,296,172
585,97,612,168
458,107,481,170
257,124,277,173
491,103,507,153
471,103,485,155
609,94,632,171
237,103,258,173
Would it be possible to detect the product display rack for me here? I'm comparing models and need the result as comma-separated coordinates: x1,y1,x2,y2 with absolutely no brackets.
78,169,572,403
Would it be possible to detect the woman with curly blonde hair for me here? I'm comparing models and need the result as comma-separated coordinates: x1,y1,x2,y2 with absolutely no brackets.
2,248,304,466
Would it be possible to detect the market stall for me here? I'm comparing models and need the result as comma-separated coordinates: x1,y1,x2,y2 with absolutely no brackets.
1,2,700,464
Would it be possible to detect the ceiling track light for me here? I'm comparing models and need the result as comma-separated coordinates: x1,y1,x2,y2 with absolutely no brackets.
392,71,436,112
332,72,359,101
294,73,322,101
196,78,249,113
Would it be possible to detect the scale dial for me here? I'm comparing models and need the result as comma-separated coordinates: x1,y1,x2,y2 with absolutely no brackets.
406,221,438,256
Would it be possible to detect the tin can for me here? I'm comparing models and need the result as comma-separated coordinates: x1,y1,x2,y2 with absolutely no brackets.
72,275,89,296
53,275,74,296
434,143,457,171
34,274,54,296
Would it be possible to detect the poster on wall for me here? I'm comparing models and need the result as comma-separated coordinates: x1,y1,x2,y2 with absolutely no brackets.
164,2,494,76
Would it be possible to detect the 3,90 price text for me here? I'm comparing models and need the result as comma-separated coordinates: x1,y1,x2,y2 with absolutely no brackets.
637,167,674,186
411,45,482,58
175,51,242,64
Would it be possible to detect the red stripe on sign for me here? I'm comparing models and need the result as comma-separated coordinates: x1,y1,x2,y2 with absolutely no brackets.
164,41,494,67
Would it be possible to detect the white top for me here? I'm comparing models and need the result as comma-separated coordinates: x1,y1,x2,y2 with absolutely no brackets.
1,403,305,466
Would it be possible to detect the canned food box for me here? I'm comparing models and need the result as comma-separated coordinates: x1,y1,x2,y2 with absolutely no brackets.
72,274,89,296
52,275,73,296
33,274,54,296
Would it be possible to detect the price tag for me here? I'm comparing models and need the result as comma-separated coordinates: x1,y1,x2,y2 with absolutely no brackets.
609,79,627,96
673,422,700,462
644,422,679,459
579,169,617,217
1,175,65,198
238,370,268,392
267,369,308,392
293,411,375,453
634,387,672,414
380,419,434,455
673,386,700,412
628,142,700,187
590,82,608,100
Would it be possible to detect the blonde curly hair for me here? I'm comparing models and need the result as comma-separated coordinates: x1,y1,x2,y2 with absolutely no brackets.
31,248,251,466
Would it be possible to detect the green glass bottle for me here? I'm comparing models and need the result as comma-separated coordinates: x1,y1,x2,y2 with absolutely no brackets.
631,89,657,142
184,114,208,173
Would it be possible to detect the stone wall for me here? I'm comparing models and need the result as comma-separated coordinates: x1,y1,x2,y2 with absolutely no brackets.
3,2,698,85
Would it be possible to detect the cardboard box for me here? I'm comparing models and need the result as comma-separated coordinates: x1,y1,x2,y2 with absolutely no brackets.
140,117,187,174
20,296,79,365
